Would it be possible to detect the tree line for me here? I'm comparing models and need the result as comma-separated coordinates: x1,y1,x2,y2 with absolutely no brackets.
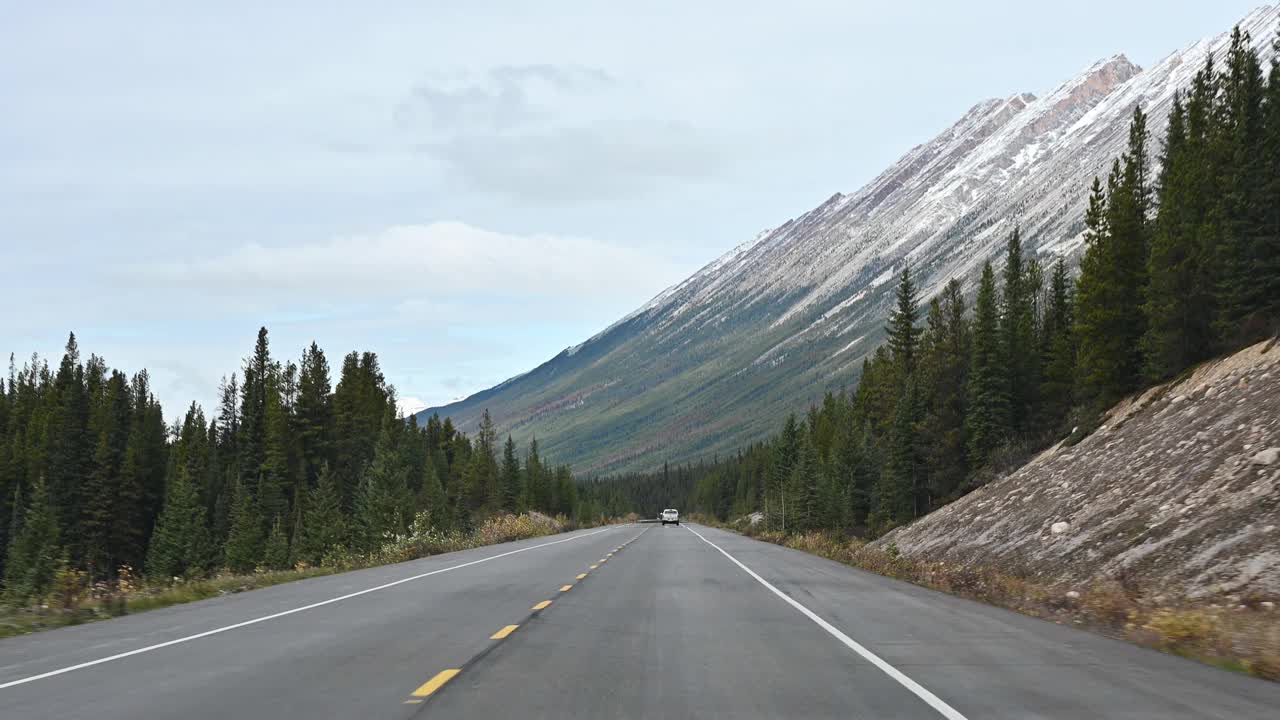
1,327,578,603
593,27,1280,535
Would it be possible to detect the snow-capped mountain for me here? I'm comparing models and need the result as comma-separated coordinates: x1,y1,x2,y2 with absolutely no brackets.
420,6,1280,474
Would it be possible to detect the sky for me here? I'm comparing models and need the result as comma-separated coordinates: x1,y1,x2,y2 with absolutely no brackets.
0,0,1265,419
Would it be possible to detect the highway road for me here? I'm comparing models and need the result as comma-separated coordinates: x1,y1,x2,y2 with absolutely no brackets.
1,523,1278,719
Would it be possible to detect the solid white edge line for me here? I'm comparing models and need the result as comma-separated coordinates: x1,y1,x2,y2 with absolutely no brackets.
684,525,969,720
0,526,618,691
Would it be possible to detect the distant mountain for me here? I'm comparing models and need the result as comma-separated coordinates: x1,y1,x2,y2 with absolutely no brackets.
420,6,1280,475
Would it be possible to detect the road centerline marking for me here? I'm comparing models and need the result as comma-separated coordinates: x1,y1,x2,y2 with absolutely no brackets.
0,526,616,692
532,600,552,610
413,669,460,697
490,625,519,640
560,585,573,592
684,525,969,720
576,573,587,580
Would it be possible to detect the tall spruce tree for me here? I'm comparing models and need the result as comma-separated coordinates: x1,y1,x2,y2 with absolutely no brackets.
999,227,1038,434
1217,28,1270,342
4,475,60,603
297,463,346,565
146,460,208,581
223,477,263,573
887,264,921,377
966,262,1007,467
500,436,521,513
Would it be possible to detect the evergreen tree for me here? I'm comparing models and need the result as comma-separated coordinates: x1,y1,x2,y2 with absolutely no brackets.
415,462,448,529
145,461,208,581
4,476,60,604
999,227,1038,434
919,281,970,503
877,378,920,527
262,515,290,571
297,463,347,564
553,466,577,517
465,410,499,513
887,264,921,377
500,436,521,513
223,478,263,573
523,437,548,513
296,342,332,485
353,427,411,551
966,262,1007,466
1076,163,1142,410
788,433,819,532
1217,28,1270,342
81,370,132,578
1039,259,1076,432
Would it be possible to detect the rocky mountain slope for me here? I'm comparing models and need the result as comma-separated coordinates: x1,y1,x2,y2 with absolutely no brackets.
874,338,1280,600
421,6,1280,475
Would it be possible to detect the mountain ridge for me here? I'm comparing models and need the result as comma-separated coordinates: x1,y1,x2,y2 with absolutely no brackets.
420,5,1280,475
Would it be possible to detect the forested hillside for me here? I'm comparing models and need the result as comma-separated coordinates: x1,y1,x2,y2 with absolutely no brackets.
0,328,580,604
584,27,1280,533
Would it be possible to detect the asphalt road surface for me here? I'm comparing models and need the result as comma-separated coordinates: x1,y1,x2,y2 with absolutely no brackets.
2,523,1278,719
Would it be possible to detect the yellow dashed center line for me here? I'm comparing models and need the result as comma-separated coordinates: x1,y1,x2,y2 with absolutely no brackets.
577,573,587,580
490,624,519,640
412,669,460,698
532,600,552,611
589,565,598,570
560,584,573,592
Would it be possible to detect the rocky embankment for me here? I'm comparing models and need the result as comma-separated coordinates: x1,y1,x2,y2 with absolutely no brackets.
877,338,1280,601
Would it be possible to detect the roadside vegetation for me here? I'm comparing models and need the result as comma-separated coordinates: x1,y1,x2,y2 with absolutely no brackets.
0,326,602,634
711,521,1279,682
0,511,569,639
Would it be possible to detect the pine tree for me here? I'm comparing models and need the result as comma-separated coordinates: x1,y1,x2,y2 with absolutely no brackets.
553,466,577,517
4,476,60,604
296,342,332,485
767,415,799,530
262,515,290,571
415,462,448,528
223,478,263,573
257,372,290,534
1076,166,1137,409
81,370,132,578
1039,259,1076,432
788,433,819,532
145,461,208,581
500,436,521,513
523,437,548,513
297,463,347,564
966,262,1007,466
887,264,921,377
1258,29,1280,330
999,227,1038,434
919,280,969,503
46,334,92,564
353,427,411,551
465,410,498,513
877,378,920,527
1217,28,1270,342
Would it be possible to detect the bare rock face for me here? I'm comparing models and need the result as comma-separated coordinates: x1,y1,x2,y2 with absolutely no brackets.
1250,448,1279,466
873,339,1280,600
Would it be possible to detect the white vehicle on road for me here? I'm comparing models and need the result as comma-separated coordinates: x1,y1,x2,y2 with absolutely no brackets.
661,508,680,526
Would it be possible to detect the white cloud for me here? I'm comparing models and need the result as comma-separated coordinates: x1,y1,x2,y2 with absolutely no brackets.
126,221,683,302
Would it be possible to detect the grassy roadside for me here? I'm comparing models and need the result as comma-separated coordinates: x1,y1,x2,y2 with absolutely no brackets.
691,516,1280,682
0,512,583,640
